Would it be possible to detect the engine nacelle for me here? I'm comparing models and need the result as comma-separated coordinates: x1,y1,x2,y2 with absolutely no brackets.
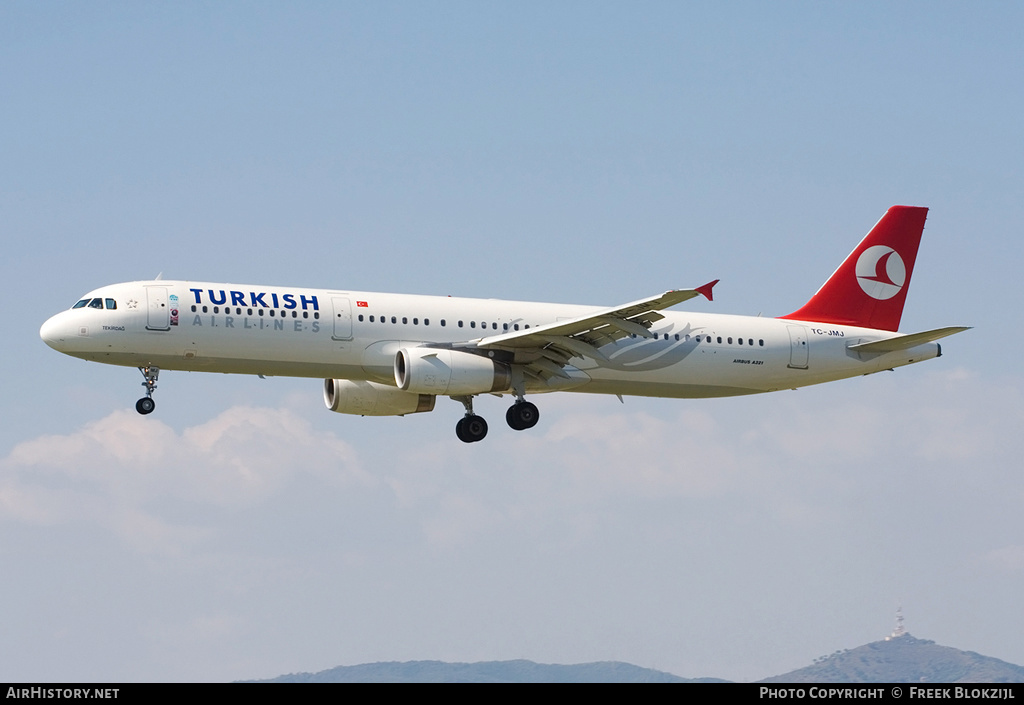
395,347,511,396
323,379,435,416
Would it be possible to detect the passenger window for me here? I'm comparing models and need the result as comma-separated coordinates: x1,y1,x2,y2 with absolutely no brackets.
391,316,397,324
738,337,743,345
749,339,754,346
413,318,418,325
424,318,429,326
728,337,733,344
358,314,364,322
402,317,408,324
470,321,476,329
759,339,764,346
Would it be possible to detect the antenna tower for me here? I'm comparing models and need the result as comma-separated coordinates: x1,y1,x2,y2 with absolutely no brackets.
886,605,907,640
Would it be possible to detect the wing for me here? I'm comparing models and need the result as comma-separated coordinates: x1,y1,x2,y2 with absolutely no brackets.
458,281,718,382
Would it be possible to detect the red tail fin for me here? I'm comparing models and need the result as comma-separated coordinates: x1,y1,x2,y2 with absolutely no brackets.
779,206,928,332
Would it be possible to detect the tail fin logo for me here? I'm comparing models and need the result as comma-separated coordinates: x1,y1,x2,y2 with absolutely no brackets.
856,245,906,300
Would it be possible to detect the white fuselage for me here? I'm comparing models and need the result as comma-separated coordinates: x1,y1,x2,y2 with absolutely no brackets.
40,280,940,400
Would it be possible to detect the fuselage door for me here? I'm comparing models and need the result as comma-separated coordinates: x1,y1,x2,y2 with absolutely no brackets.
146,286,171,331
332,297,353,340
787,324,809,369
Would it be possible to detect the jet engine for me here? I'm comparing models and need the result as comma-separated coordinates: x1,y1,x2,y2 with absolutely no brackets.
395,347,511,396
323,379,435,416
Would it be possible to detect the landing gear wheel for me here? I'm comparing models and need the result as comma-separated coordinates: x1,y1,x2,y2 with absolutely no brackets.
136,366,160,415
456,415,488,443
506,401,539,431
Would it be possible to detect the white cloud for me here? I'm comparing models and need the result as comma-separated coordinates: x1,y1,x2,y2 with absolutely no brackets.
532,408,746,499
340,369,1024,552
980,546,1024,574
3,369,1021,566
0,407,370,553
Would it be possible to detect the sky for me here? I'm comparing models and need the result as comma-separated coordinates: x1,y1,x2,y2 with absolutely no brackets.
2,1,1022,683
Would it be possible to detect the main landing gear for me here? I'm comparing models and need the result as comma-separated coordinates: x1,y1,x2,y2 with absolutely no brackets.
456,414,488,443
135,366,159,415
506,400,539,431
453,395,540,443
453,395,487,443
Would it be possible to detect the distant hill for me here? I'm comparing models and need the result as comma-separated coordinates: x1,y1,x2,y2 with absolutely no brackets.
246,659,726,683
244,635,1024,683
760,634,1024,683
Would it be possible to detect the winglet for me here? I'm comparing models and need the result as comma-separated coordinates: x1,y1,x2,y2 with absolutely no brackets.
695,280,719,302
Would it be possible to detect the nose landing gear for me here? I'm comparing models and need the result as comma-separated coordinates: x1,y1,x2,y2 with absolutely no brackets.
135,366,159,415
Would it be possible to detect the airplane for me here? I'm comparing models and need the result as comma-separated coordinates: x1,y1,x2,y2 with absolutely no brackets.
40,206,968,443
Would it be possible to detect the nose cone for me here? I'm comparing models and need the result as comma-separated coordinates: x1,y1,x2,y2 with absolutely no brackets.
40,312,70,351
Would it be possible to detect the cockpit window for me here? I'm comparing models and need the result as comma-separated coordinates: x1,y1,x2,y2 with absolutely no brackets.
72,297,117,310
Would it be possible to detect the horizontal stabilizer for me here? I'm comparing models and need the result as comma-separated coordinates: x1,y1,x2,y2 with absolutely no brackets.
848,326,971,354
